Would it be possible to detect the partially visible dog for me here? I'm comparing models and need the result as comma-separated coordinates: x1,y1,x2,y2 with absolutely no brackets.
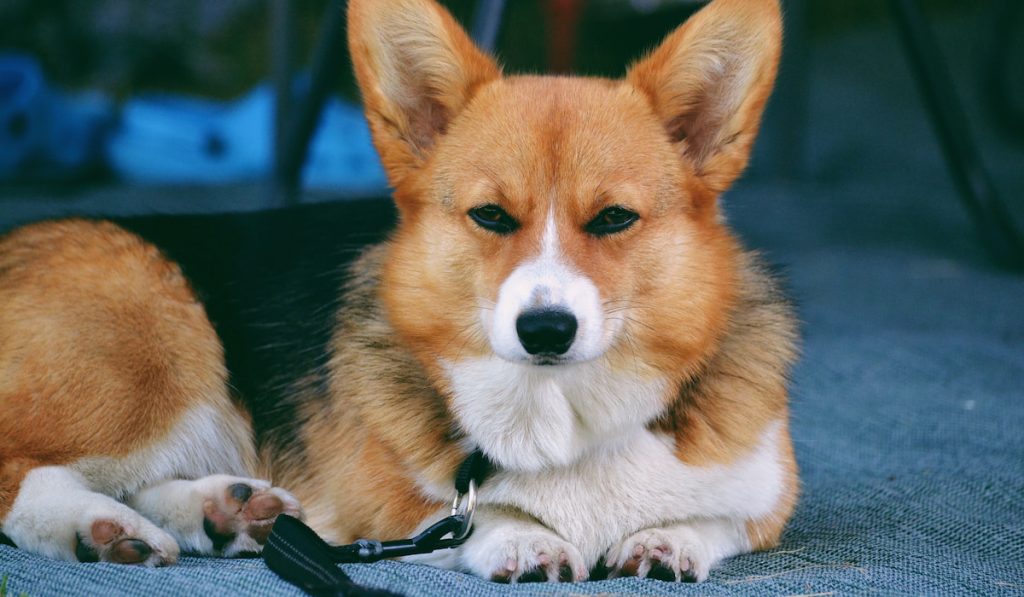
0,0,797,583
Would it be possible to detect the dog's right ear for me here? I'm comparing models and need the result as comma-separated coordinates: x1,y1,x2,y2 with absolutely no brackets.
348,0,501,188
627,0,781,196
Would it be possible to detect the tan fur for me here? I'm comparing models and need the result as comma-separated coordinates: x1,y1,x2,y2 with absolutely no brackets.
655,253,798,466
377,74,741,382
627,0,782,195
0,220,249,517
286,246,464,541
286,0,796,549
2,0,797,571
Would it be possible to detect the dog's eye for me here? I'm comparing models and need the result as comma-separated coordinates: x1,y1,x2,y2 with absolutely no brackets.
585,206,639,236
468,204,519,235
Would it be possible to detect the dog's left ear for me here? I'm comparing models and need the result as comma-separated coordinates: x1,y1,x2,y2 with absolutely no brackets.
347,0,501,188
628,0,782,195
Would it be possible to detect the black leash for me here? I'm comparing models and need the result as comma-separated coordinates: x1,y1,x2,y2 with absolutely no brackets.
263,450,492,596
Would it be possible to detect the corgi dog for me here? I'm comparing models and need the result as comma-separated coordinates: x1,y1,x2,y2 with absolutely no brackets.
0,0,797,584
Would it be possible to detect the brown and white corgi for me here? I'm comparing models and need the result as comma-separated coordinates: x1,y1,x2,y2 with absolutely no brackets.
0,0,797,583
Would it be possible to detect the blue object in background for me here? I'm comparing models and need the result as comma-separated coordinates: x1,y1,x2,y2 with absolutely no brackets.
107,84,388,193
0,53,387,193
0,54,46,176
302,98,388,194
0,54,113,180
107,89,271,185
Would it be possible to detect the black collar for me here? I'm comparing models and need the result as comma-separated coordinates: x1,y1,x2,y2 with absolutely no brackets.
454,449,494,494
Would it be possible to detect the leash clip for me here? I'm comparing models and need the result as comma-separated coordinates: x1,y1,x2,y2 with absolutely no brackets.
263,451,492,595
449,479,477,541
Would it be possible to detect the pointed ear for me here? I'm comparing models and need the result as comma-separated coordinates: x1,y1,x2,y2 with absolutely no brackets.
627,0,782,194
347,0,501,186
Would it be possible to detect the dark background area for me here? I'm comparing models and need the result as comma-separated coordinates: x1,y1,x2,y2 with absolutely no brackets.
1,0,1022,269
0,0,1021,267
0,1,1001,98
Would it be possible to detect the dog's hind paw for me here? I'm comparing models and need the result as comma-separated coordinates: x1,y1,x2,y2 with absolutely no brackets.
74,516,180,569
75,514,180,566
0,466,181,566
129,474,303,557
201,478,303,555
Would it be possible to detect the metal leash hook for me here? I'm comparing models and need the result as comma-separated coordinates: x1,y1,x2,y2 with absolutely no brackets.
263,451,491,595
450,479,477,541
330,479,479,563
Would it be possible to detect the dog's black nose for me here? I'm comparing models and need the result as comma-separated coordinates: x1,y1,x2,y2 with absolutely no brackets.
516,309,577,356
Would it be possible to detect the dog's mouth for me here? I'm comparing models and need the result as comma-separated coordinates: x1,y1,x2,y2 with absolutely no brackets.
528,354,569,366
489,349,577,367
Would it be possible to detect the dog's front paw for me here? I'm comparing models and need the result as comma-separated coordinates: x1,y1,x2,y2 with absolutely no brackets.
461,519,587,583
604,526,711,582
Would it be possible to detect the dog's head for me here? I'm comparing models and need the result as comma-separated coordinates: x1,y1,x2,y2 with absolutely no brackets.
348,0,781,379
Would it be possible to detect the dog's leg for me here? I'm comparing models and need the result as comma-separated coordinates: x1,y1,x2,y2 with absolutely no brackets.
128,475,302,556
603,517,750,582
456,508,588,583
1,466,179,565
0,220,259,564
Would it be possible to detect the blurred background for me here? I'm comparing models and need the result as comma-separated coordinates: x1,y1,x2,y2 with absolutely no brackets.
0,0,1022,270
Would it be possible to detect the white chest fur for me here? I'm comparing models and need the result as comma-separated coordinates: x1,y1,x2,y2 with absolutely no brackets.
479,424,783,564
445,356,670,471
444,357,785,565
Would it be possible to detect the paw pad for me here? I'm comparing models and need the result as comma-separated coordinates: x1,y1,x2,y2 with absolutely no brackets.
75,518,170,565
201,481,301,556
